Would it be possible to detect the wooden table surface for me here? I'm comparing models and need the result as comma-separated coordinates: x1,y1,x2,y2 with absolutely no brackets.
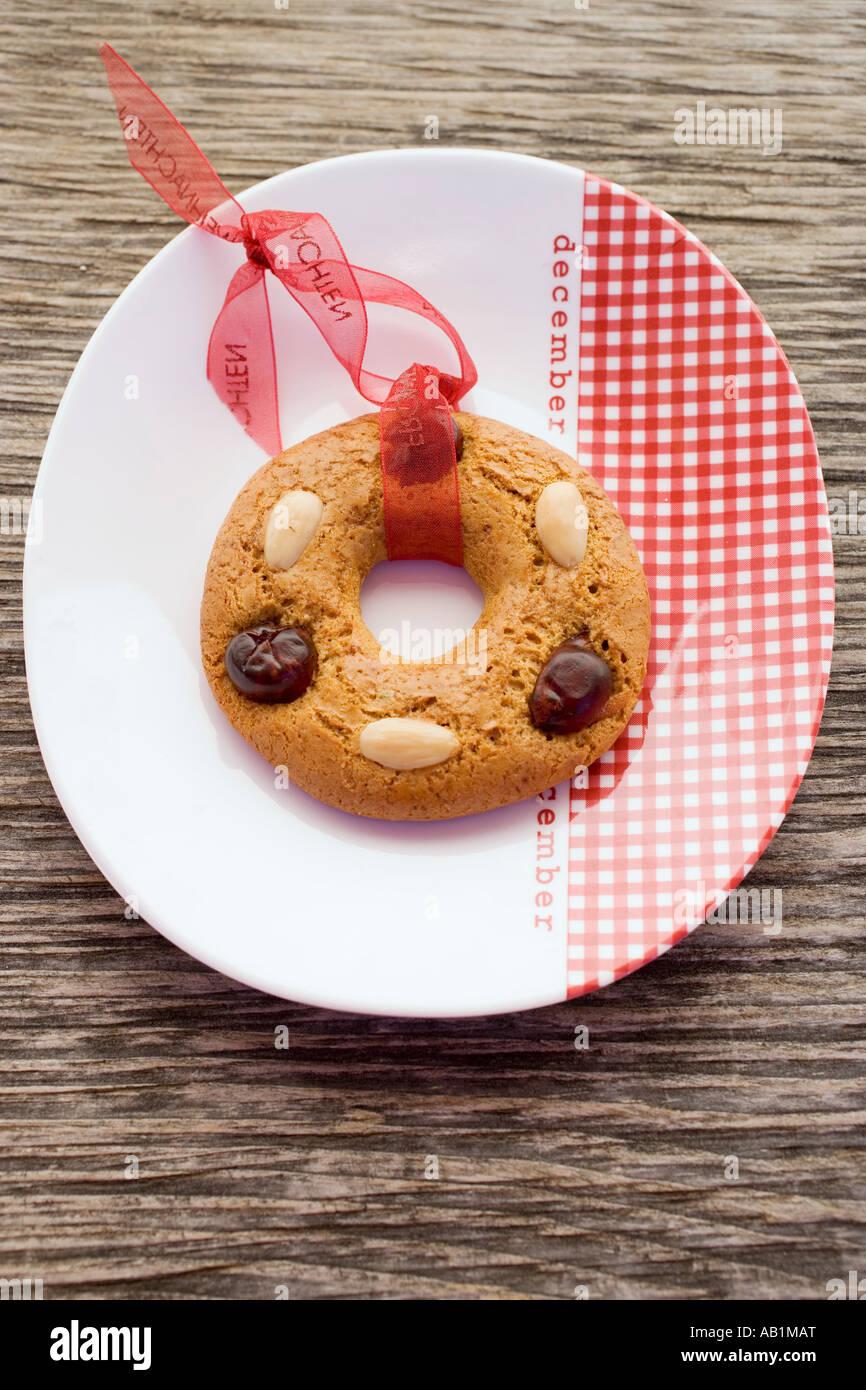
2,0,864,1301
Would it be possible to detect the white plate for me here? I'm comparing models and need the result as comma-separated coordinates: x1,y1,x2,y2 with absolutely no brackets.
24,149,833,1017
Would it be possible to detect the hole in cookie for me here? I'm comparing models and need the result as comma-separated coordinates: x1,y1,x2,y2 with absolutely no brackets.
588,583,599,594
360,560,484,663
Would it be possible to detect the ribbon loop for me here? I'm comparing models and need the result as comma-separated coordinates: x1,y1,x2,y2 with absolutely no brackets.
99,44,475,564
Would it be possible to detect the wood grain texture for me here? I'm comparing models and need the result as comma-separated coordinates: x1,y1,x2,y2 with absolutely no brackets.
1,0,864,1301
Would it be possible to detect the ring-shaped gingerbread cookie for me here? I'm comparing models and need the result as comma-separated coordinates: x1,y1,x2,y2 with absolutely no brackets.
201,413,651,819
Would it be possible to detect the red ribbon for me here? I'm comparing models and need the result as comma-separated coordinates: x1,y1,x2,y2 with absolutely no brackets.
379,364,463,564
99,43,475,564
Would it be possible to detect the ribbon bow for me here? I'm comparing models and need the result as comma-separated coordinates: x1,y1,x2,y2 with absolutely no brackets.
99,43,476,564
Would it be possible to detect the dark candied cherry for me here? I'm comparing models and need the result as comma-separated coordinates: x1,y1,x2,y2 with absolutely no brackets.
383,412,463,486
451,413,464,461
225,625,317,703
528,631,612,734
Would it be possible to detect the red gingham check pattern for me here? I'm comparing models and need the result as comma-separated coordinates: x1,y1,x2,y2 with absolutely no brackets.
566,176,834,996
